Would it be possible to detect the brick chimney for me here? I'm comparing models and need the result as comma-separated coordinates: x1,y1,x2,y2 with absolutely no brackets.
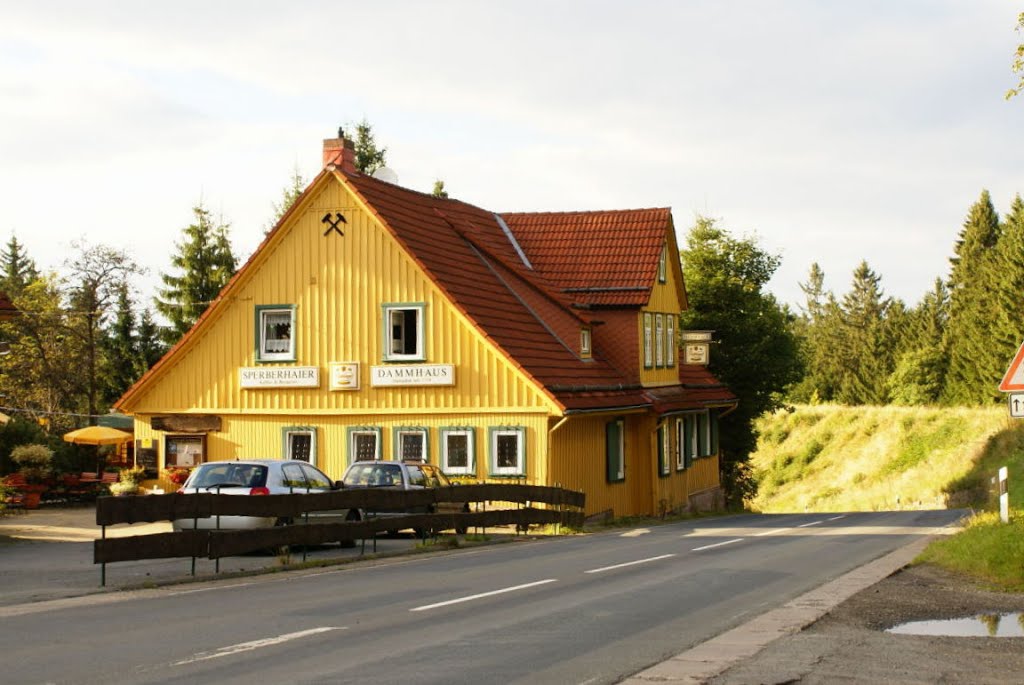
323,128,357,173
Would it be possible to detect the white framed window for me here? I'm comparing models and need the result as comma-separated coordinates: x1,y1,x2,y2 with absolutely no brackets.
666,316,676,367
489,427,525,477
658,423,671,476
383,303,425,361
655,314,665,368
441,427,475,475
675,417,686,470
643,313,653,369
698,412,711,457
256,305,296,362
394,427,428,462
658,244,667,283
348,427,382,463
283,426,316,463
580,328,592,358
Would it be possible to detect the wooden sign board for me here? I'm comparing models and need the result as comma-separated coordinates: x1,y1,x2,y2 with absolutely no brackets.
151,414,222,433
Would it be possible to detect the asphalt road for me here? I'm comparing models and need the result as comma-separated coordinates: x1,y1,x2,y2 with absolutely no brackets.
0,509,961,684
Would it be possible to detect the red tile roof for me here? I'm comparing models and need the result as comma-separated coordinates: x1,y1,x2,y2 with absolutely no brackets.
500,209,670,307
117,160,736,416
343,172,735,413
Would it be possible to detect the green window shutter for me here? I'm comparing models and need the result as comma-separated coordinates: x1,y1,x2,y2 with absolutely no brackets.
684,416,695,468
711,410,720,455
606,419,624,482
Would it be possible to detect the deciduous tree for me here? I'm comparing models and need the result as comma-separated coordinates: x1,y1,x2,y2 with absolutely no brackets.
64,242,143,421
679,216,802,504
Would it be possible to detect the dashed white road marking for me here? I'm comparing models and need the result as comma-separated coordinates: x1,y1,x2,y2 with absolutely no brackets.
752,528,789,537
169,582,254,596
692,538,743,552
585,554,676,574
798,520,824,528
410,579,558,612
172,627,344,666
827,515,847,521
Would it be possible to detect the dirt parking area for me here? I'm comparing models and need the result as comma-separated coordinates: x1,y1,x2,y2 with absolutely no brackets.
711,564,1024,685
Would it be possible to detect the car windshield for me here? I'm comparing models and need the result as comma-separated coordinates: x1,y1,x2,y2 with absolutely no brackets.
190,464,268,489
345,462,401,487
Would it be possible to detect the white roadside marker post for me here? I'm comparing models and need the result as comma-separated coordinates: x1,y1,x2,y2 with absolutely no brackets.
999,466,1009,524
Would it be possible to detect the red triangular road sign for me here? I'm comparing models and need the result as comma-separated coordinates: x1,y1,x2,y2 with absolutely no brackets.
1000,341,1024,391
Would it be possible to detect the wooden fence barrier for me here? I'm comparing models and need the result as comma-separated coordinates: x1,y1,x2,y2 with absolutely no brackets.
94,484,585,582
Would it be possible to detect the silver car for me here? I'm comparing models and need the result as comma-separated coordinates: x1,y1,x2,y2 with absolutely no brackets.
172,460,358,537
341,460,468,535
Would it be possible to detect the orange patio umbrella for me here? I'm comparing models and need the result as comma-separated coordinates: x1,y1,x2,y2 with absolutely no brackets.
62,426,133,446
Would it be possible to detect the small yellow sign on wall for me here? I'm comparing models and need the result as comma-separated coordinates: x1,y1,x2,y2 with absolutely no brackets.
329,362,361,391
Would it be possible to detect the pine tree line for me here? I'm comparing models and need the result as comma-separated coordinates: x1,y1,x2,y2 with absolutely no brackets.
791,190,1024,407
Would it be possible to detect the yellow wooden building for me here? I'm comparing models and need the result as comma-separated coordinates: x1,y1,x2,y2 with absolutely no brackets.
116,135,737,518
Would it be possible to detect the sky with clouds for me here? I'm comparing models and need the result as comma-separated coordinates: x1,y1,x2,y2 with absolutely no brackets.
1,1,1021,312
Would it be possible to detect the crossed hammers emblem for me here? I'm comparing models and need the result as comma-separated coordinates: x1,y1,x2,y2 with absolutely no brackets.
322,212,347,236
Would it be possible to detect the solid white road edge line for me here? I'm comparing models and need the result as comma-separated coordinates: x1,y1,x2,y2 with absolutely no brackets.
692,538,743,551
172,627,344,666
410,579,558,612
585,554,676,574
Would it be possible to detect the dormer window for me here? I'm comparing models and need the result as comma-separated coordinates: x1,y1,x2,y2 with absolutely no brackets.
383,303,425,362
580,328,592,358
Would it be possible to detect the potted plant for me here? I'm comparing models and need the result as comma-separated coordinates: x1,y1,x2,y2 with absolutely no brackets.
110,465,146,496
10,444,54,509
163,467,190,487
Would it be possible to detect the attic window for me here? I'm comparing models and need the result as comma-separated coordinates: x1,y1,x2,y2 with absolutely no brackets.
383,303,425,362
658,245,667,283
580,328,592,358
256,305,296,362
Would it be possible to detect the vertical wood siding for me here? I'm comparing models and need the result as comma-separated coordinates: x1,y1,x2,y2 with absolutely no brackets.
548,414,656,517
640,247,685,387
135,412,549,484
126,178,552,416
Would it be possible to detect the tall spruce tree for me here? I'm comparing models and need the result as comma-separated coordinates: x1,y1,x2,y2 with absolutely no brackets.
101,283,137,405
992,194,1024,363
679,216,802,504
0,233,39,296
943,190,1003,405
835,260,896,405
265,166,307,232
789,263,844,403
887,279,949,405
155,202,237,345
134,309,165,376
349,118,388,174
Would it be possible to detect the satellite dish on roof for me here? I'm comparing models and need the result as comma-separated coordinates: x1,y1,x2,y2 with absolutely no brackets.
371,166,399,184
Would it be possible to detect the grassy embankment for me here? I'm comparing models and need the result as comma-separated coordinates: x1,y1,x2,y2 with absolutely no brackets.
749,405,1024,591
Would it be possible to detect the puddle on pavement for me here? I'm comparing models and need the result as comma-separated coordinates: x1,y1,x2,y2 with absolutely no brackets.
887,613,1024,638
